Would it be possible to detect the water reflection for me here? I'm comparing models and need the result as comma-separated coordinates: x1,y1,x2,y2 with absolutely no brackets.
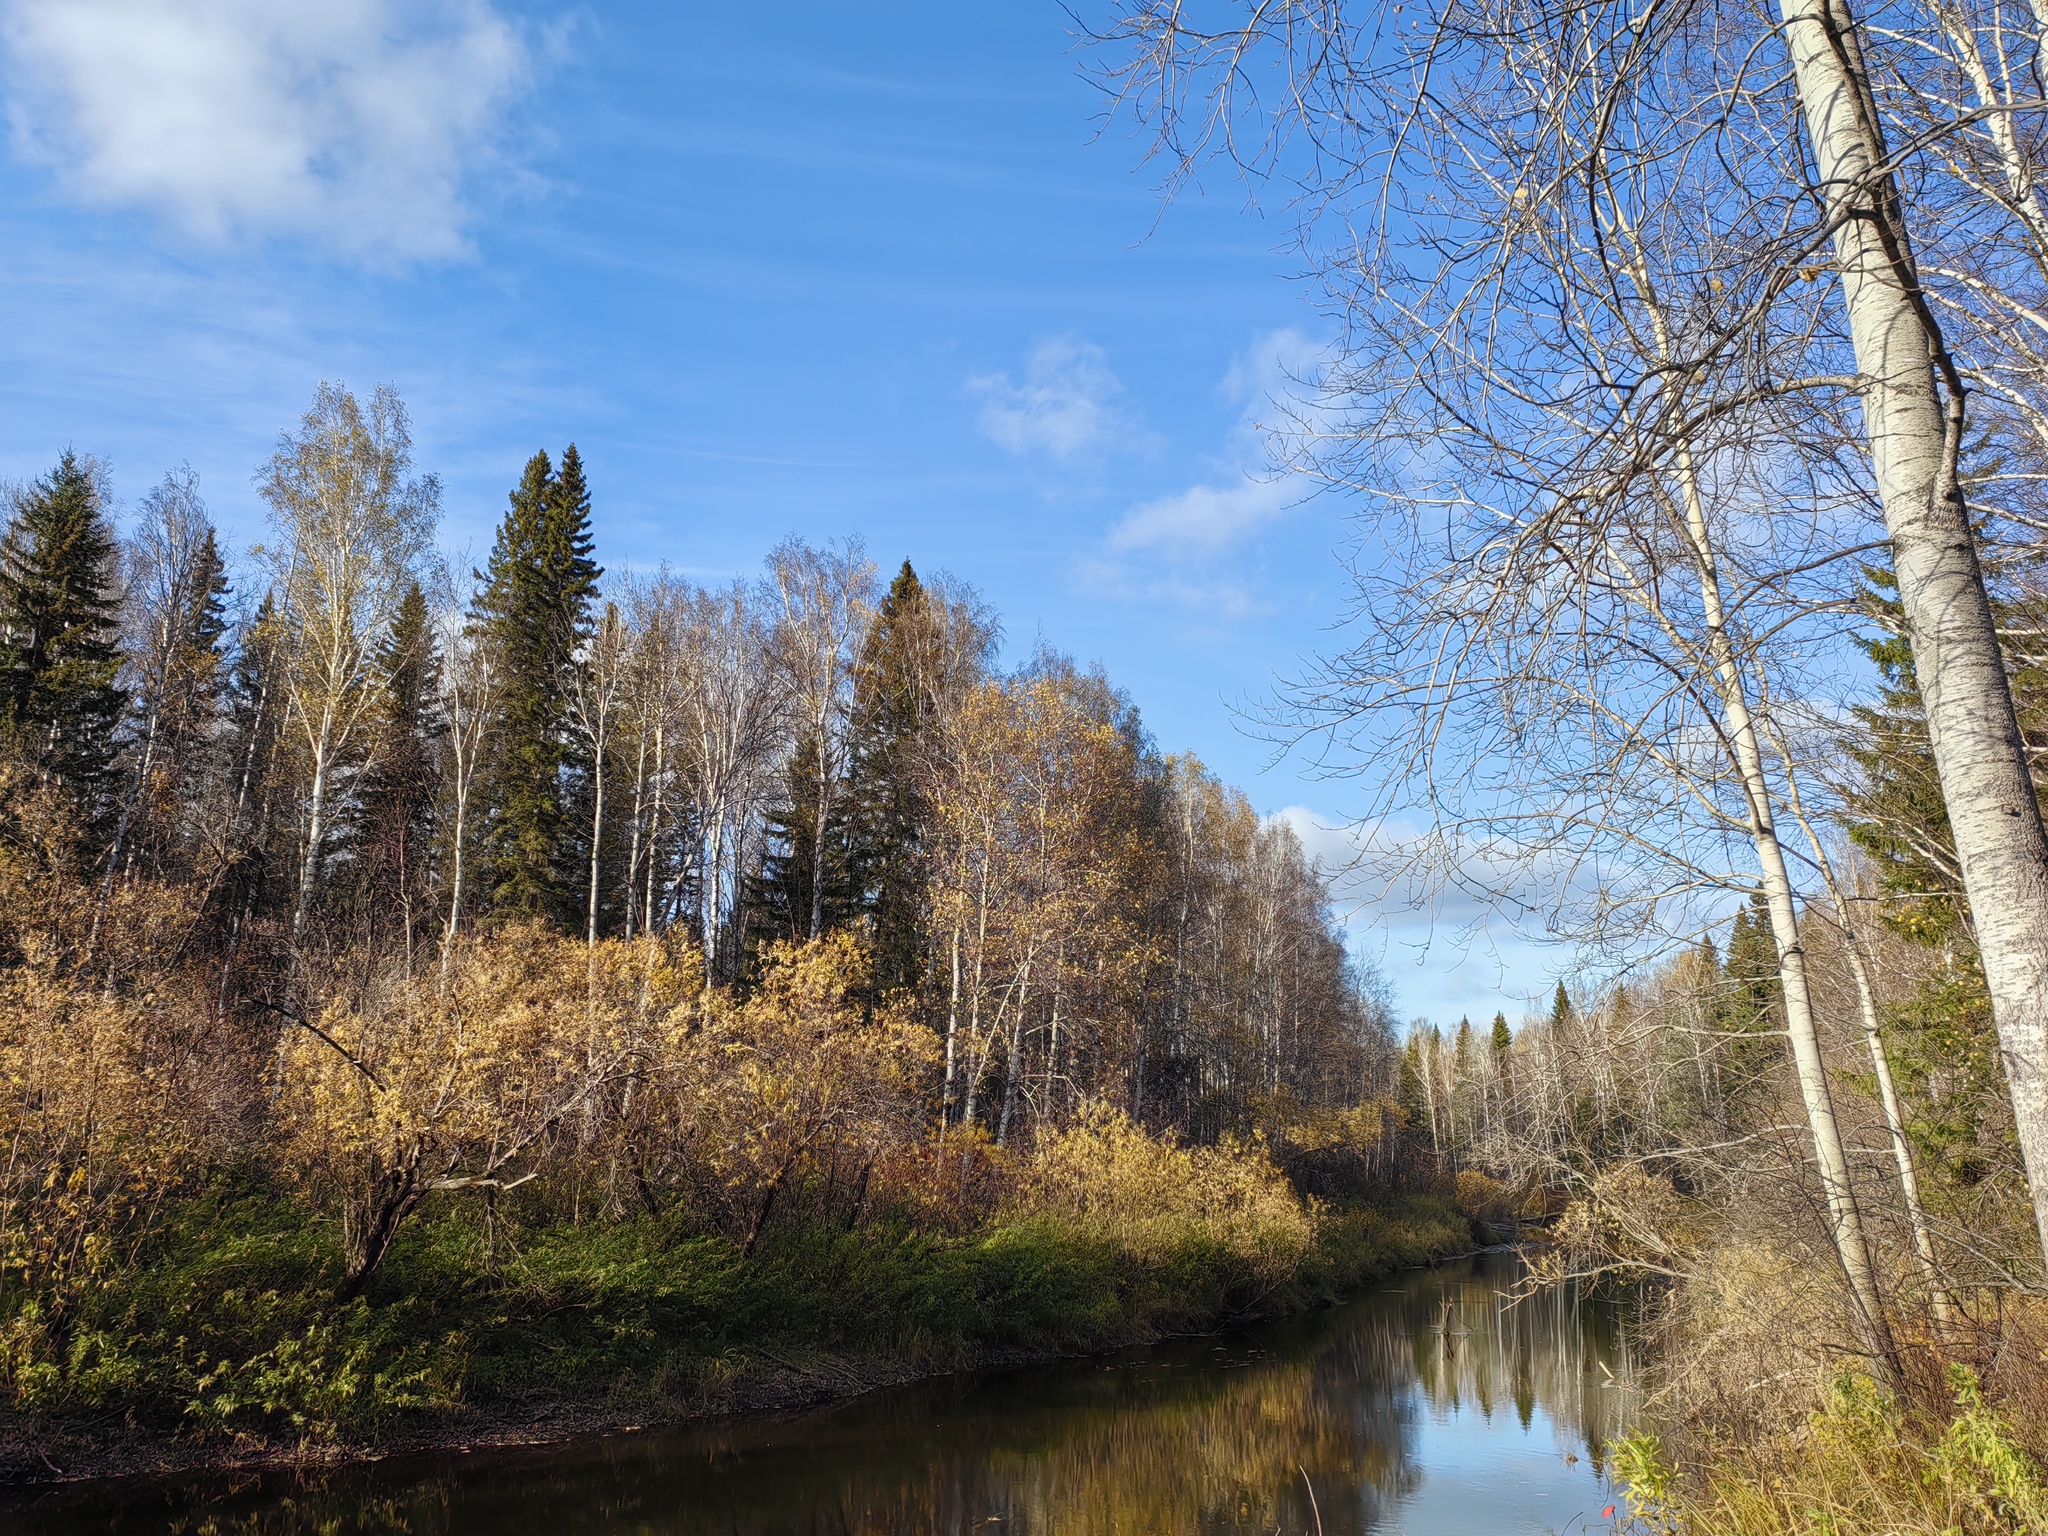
6,1254,1640,1536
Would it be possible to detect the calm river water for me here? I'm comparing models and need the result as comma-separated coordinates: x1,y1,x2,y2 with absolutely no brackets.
7,1253,1642,1535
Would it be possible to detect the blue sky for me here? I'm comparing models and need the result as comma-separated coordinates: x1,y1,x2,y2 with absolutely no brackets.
0,0,1555,1025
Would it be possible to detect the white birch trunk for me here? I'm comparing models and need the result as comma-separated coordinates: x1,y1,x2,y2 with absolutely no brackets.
1783,0,2048,1263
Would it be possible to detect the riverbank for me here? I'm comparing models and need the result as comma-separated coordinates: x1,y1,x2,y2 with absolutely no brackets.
0,1187,1473,1487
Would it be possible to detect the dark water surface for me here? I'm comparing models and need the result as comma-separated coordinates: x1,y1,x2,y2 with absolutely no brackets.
6,1255,1641,1535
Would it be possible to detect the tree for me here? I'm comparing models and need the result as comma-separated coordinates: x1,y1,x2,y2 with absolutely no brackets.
676,580,782,984
761,537,876,944
1491,1013,1512,1054
1087,0,1924,1353
112,467,230,881
344,581,443,955
1087,0,2048,1279
566,599,630,948
473,446,600,926
438,609,499,978
842,562,998,995
0,451,124,830
258,383,439,963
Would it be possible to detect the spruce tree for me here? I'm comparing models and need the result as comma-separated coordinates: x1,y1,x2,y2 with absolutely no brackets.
756,726,858,948
121,520,230,878
1490,1012,1512,1053
1720,892,1787,1109
473,447,600,924
0,451,124,829
842,561,934,992
345,581,443,936
1549,981,1572,1028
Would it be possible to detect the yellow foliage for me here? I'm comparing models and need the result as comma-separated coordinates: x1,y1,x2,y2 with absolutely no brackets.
279,922,695,1286
1618,1367,2048,1536
663,932,935,1250
1022,1106,1315,1287
0,967,196,1309
1454,1169,1510,1223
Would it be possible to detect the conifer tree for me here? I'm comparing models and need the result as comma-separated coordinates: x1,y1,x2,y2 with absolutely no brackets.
474,447,600,924
0,451,124,830
1490,1012,1511,1053
842,562,935,992
1549,982,1572,1029
345,581,443,942
756,727,858,947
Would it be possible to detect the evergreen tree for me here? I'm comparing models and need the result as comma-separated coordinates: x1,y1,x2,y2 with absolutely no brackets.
756,726,859,949
842,561,935,992
120,520,231,879
0,451,124,829
1398,1034,1428,1136
344,582,443,939
1490,1012,1512,1053
1549,981,1572,1028
474,448,601,924
1723,893,1782,1030
1721,892,1786,1106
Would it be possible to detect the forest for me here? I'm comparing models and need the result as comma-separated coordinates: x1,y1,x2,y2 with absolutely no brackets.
0,384,1470,1472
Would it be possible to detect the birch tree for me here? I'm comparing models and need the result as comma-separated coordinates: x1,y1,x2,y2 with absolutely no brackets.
1090,0,2048,1273
764,536,876,941
439,610,499,979
676,581,783,982
258,383,438,962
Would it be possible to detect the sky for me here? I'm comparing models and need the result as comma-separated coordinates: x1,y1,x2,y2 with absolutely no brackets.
0,0,1560,1025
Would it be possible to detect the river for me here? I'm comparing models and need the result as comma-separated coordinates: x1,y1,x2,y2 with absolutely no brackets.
5,1253,1643,1535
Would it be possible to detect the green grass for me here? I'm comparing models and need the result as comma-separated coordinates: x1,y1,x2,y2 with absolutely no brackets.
0,1185,1474,1449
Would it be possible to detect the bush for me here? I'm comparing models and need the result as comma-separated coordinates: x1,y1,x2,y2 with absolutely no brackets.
1021,1106,1315,1296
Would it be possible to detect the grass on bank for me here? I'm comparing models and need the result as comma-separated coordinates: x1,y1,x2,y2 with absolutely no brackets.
0,1119,1471,1450
1617,1367,2048,1536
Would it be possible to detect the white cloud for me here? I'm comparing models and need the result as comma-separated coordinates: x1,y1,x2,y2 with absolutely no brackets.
967,336,1130,460
1269,805,1563,1022
1109,470,1297,556
1096,327,1328,581
0,0,528,260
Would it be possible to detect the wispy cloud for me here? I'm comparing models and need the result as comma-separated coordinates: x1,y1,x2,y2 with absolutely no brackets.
966,336,1131,460
0,0,530,261
1109,472,1296,557
1086,327,1327,604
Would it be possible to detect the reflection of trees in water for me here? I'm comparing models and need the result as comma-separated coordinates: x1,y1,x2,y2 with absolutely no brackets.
33,1259,1637,1536
1382,1263,1645,1473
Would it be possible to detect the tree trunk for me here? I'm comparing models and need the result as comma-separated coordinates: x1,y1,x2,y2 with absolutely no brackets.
810,723,831,941
587,746,605,948
291,729,332,959
624,723,649,940
442,769,470,986
944,923,961,1125
645,720,665,938
1784,0,2048,1264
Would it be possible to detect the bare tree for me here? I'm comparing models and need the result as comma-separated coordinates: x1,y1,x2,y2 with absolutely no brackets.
1089,0,2048,1274
107,466,227,888
676,581,784,983
567,599,632,949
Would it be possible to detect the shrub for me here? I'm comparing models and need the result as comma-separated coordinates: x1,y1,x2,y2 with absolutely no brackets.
277,922,695,1294
1021,1106,1315,1292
